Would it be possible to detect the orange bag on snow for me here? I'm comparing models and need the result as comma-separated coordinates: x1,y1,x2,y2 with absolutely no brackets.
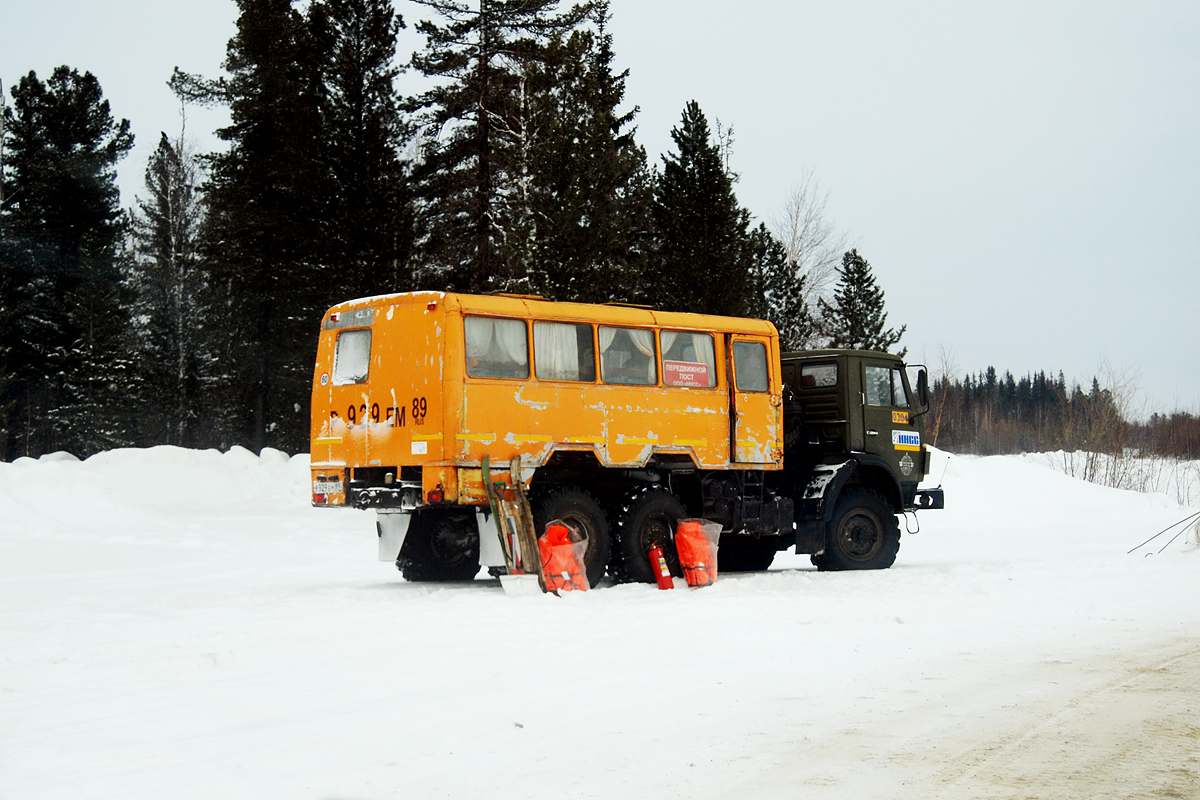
675,519,722,588
538,520,589,591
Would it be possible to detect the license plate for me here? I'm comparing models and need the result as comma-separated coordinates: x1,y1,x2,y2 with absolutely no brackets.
313,480,343,494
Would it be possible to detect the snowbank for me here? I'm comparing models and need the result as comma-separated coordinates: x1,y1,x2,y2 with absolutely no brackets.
1,447,1197,799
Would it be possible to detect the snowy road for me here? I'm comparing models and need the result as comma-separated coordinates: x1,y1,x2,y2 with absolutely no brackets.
1,447,1198,799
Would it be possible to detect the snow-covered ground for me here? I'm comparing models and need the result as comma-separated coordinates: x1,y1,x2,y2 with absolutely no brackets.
2,446,1198,799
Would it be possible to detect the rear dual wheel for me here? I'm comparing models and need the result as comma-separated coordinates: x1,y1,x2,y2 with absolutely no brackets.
397,509,481,582
611,486,687,584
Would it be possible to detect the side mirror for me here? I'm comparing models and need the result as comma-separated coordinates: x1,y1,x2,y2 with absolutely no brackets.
917,368,929,408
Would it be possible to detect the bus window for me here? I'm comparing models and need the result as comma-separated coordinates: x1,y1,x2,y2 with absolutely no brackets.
464,316,529,379
599,326,657,386
333,329,371,385
661,331,716,388
534,321,596,382
733,341,769,392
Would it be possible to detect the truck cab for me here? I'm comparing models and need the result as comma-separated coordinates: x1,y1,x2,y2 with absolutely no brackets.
777,350,944,569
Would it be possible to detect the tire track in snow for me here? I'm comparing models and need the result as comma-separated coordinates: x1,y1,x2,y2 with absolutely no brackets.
909,641,1200,800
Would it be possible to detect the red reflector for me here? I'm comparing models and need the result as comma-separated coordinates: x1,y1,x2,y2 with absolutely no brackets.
427,301,437,311
313,493,327,504
427,489,444,504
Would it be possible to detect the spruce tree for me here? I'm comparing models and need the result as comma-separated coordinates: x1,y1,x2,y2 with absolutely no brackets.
0,67,133,457
647,100,751,317
309,0,411,300
744,223,813,351
190,0,328,452
405,0,590,293
523,3,651,303
129,130,208,447
819,249,906,356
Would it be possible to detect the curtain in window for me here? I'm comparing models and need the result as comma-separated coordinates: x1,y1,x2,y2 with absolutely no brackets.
493,318,527,364
599,326,617,353
628,329,655,381
464,317,493,361
691,334,716,372
535,322,581,380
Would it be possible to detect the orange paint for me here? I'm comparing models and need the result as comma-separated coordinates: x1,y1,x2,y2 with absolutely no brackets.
310,292,782,506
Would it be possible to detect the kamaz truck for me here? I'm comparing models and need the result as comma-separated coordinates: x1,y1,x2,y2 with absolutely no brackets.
309,292,944,585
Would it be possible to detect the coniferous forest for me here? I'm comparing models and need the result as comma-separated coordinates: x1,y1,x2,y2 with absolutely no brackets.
1,0,1188,464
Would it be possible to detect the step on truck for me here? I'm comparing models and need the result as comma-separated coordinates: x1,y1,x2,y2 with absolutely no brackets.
310,291,944,585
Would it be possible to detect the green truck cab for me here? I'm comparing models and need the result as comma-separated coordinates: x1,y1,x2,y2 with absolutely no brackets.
772,349,944,570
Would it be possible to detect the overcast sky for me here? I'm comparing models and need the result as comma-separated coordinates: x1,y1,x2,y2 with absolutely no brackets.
4,1,1198,413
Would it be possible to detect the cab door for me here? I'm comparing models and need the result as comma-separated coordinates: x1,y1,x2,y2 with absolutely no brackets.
728,336,777,464
860,359,919,479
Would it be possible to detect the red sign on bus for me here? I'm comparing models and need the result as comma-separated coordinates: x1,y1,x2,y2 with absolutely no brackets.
663,361,711,387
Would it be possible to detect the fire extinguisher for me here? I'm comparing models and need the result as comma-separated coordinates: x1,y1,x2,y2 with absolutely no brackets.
648,542,674,590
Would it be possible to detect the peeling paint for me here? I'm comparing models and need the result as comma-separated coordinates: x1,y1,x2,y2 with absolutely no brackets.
513,387,549,410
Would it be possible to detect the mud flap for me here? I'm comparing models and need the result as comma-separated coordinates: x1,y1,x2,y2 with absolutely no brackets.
377,512,411,561
476,508,506,568
794,460,856,554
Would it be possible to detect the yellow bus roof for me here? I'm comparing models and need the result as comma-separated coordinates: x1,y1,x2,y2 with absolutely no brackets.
326,292,778,337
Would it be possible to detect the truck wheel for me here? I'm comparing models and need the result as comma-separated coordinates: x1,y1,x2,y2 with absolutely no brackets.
811,487,900,571
397,510,480,582
718,536,779,572
612,486,686,584
533,487,612,588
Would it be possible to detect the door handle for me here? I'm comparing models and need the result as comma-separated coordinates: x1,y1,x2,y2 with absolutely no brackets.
867,429,878,436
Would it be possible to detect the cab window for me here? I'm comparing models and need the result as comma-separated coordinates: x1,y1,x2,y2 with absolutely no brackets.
599,326,657,386
534,321,595,382
733,341,769,392
661,331,716,388
891,367,910,408
800,363,837,388
332,329,371,385
464,316,529,379
865,365,909,407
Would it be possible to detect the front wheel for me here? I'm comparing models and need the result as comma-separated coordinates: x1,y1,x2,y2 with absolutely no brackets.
532,487,612,588
811,487,900,571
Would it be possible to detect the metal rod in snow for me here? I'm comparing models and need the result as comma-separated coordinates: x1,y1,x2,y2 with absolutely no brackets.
1156,516,1198,554
1126,509,1200,554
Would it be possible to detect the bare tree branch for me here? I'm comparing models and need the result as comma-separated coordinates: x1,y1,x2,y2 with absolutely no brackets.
769,168,849,310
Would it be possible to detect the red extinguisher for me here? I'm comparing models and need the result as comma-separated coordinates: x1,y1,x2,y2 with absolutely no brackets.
648,542,674,590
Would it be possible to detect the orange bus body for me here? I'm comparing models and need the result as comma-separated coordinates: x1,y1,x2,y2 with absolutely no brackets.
310,292,783,507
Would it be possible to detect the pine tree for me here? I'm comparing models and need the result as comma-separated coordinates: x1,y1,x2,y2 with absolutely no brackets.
189,0,329,452
0,67,134,457
744,223,813,350
522,3,651,303
405,0,590,293
647,100,751,317
128,130,209,447
309,0,411,300
819,249,906,356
